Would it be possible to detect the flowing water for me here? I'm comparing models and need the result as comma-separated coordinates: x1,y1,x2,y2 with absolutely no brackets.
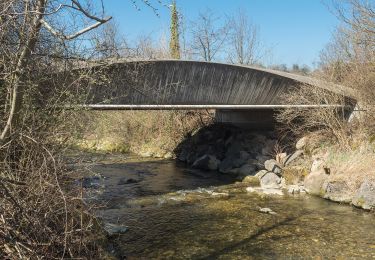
78,153,375,259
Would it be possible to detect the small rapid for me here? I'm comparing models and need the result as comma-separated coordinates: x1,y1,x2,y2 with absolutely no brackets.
77,153,375,259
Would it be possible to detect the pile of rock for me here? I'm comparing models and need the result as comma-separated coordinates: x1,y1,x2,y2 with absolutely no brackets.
177,124,278,178
177,124,308,194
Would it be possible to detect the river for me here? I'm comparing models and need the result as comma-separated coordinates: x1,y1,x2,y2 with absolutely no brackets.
77,153,375,259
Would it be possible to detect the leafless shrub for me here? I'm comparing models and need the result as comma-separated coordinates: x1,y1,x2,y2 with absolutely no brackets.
319,0,375,133
276,85,352,149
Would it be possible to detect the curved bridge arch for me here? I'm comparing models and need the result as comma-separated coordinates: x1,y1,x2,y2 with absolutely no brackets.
86,59,353,108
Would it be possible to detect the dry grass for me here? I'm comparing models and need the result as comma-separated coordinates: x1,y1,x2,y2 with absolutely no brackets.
322,143,375,191
75,110,214,156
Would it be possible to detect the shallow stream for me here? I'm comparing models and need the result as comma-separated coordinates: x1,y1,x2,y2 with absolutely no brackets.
79,153,375,259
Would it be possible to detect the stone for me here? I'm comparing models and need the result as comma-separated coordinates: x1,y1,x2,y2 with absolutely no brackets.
296,137,308,150
282,150,304,166
118,178,138,185
219,150,249,173
256,155,272,165
242,176,260,186
352,179,375,210
104,223,128,236
140,151,153,158
264,159,283,175
259,171,281,188
322,180,353,203
246,187,284,196
304,170,328,195
257,207,277,215
164,152,173,159
255,170,268,179
237,164,257,176
192,155,220,171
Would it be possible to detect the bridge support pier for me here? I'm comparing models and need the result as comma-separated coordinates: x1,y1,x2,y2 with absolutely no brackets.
215,109,277,130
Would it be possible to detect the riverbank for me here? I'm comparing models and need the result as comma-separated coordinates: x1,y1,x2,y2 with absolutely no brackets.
75,116,375,211
175,124,375,211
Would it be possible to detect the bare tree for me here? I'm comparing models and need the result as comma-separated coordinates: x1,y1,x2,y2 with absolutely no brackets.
0,0,112,144
92,20,130,59
227,9,262,65
190,9,229,62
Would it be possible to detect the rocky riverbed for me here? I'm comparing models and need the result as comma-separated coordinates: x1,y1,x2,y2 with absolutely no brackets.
175,124,375,211
74,152,375,259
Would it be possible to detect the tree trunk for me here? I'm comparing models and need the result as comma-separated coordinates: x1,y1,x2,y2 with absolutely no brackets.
0,0,47,143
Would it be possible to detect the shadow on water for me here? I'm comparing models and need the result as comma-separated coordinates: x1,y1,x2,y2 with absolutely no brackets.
198,216,299,260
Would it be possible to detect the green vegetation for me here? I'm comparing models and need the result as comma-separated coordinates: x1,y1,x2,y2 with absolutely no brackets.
169,1,181,59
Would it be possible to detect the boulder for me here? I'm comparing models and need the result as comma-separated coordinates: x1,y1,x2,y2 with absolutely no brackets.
164,152,173,159
282,150,304,166
255,170,268,179
352,179,375,210
304,170,328,195
322,180,353,203
237,163,257,176
264,159,283,175
259,171,281,188
192,155,220,171
219,151,250,174
256,155,272,165
296,137,308,150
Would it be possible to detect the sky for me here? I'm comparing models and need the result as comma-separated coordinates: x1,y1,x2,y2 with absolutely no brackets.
98,0,340,68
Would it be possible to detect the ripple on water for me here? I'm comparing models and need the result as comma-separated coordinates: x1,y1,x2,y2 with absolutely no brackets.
81,154,375,259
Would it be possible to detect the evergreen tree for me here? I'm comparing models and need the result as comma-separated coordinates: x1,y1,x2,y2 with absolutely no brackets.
169,1,181,59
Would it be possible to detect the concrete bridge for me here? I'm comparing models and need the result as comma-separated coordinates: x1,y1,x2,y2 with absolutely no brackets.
80,60,354,129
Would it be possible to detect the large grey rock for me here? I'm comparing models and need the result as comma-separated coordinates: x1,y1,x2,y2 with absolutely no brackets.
178,148,189,162
304,170,328,195
192,155,220,171
352,179,375,210
255,170,268,179
259,171,281,188
264,159,283,175
296,137,308,150
237,163,257,176
256,155,272,165
322,180,353,203
219,150,250,174
282,150,304,166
